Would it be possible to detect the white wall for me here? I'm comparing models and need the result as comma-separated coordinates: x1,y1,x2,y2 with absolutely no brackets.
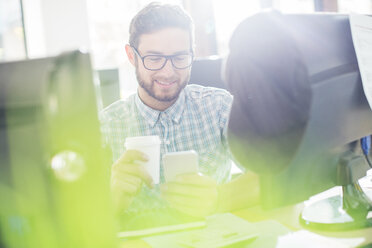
23,0,91,58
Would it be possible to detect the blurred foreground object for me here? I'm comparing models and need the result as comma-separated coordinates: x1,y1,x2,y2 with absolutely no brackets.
0,51,117,247
226,12,372,230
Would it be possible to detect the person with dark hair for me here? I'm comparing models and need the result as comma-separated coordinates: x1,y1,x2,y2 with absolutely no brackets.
100,2,257,219
226,11,312,176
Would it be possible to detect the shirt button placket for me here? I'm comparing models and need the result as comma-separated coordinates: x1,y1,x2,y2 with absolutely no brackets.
160,113,170,152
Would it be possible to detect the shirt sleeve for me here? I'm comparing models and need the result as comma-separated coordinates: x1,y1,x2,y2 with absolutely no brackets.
219,92,234,150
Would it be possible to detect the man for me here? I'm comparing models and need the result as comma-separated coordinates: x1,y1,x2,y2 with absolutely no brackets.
100,2,258,218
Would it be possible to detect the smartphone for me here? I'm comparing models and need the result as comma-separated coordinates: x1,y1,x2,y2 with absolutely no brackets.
162,150,199,182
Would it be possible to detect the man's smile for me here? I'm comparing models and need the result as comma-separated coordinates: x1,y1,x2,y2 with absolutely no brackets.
154,79,177,88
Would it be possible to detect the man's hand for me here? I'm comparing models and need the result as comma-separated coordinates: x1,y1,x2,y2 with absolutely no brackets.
217,172,260,212
160,173,218,217
111,150,153,214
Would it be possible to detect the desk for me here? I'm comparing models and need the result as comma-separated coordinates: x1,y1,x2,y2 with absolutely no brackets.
120,187,372,248
237,186,372,247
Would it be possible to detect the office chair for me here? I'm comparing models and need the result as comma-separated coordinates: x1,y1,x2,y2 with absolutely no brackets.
189,56,227,90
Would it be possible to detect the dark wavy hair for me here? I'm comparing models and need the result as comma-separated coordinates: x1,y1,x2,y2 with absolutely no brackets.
129,2,194,50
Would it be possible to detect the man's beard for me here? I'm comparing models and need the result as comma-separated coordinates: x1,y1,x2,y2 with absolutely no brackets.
136,69,189,102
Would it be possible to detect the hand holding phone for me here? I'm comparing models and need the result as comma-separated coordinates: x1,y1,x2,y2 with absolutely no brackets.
161,150,218,217
162,150,198,182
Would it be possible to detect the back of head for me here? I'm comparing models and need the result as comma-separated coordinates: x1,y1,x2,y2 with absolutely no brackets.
129,2,194,49
226,11,312,174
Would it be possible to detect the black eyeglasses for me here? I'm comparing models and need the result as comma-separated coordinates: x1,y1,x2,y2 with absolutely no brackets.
131,46,193,71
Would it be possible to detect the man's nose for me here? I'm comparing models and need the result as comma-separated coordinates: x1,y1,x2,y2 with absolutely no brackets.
159,58,176,74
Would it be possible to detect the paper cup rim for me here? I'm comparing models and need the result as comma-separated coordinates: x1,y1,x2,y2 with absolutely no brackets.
125,135,161,147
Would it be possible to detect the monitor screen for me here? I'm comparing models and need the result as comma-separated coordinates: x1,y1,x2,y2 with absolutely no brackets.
0,51,117,247
226,13,372,211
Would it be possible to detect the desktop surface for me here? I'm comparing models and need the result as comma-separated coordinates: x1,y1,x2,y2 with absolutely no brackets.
117,207,205,238
119,181,372,248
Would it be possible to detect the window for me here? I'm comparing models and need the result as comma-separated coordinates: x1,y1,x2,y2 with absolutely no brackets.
338,0,372,13
213,0,261,57
213,0,314,56
0,0,26,61
271,0,314,13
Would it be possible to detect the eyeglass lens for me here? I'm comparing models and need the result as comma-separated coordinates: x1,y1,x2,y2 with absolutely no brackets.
143,55,192,70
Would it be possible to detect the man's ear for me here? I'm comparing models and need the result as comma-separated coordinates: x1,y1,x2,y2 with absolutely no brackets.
125,44,136,66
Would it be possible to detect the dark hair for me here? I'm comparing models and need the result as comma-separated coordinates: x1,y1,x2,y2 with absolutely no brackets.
129,2,194,49
226,11,312,174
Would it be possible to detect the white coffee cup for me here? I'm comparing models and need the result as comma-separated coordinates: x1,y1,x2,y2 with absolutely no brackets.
124,136,161,184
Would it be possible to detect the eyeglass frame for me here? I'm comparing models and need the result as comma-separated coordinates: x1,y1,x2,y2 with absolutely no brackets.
131,46,194,71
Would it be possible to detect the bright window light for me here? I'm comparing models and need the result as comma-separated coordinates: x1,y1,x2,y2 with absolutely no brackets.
338,0,372,14
272,0,314,13
213,0,261,56
213,0,315,56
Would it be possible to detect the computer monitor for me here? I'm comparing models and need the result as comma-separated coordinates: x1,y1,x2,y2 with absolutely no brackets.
226,12,372,231
0,51,117,247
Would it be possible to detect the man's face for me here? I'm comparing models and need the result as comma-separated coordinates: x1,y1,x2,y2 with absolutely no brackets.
133,28,192,107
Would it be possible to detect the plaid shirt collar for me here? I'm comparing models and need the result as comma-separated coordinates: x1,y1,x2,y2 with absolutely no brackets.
134,89,186,128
